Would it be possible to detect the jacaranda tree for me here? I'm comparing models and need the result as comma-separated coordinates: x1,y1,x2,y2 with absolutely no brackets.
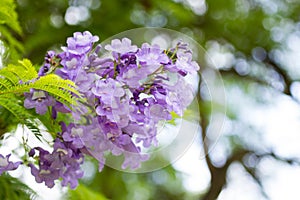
1,0,300,200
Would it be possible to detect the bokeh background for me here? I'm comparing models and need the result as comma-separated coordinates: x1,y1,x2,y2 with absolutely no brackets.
1,0,300,199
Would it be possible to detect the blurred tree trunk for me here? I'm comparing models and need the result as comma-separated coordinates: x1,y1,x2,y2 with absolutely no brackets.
199,86,249,200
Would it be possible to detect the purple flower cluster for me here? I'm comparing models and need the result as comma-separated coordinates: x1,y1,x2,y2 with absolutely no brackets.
0,154,22,175
29,123,84,189
19,31,199,189
24,90,55,115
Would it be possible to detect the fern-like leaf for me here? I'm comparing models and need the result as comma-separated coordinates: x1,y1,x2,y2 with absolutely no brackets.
0,69,19,85
0,95,41,137
3,59,38,82
36,74,79,95
0,59,81,140
0,78,13,89
0,174,36,200
0,59,81,107
17,59,38,79
0,76,81,107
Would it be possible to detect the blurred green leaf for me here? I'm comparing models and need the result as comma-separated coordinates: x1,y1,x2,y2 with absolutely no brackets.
0,174,36,200
68,184,107,200
0,0,22,34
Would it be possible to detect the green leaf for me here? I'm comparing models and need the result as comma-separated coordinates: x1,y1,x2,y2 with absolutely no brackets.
18,59,38,78
0,68,19,85
0,174,36,200
0,58,37,82
168,111,180,125
0,59,81,139
0,95,41,137
68,184,107,200
0,26,24,62
0,0,22,34
0,59,81,107
0,76,13,89
0,0,23,62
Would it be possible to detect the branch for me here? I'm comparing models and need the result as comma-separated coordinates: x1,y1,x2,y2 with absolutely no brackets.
200,147,250,200
257,152,300,166
265,57,292,96
241,151,300,199
241,163,269,199
220,66,300,104
198,77,250,199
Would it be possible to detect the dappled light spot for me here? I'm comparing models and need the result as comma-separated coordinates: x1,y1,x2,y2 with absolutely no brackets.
65,6,90,25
